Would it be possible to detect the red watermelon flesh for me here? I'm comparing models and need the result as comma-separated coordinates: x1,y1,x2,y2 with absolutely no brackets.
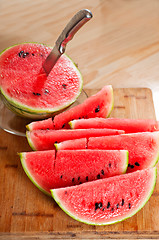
26,128,124,151
55,132,159,173
0,43,82,117
53,85,114,129
69,118,159,133
20,149,128,195
26,118,54,131
51,168,157,225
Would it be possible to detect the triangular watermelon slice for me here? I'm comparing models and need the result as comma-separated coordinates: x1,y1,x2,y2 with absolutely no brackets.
51,168,157,225
26,128,124,151
55,132,159,172
19,149,128,195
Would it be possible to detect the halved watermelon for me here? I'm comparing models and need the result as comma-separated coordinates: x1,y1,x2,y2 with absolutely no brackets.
19,149,128,195
55,132,159,172
0,43,83,119
69,118,159,133
51,168,157,225
26,128,124,151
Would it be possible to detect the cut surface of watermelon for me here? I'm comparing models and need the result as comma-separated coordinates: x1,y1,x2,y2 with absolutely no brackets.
0,43,83,118
51,168,157,225
69,118,159,133
53,85,114,129
55,132,159,172
26,128,124,151
26,118,54,131
20,149,128,195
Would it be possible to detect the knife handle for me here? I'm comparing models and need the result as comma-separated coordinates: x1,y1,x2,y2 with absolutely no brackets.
56,9,93,53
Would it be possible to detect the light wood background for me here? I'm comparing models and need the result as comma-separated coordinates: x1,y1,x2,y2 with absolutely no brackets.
1,0,159,239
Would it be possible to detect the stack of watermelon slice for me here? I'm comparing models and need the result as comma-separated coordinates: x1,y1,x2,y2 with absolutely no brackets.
19,85,159,225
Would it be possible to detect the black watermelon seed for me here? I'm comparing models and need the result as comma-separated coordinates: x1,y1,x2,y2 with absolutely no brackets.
135,162,140,166
22,53,28,58
86,176,88,181
95,105,100,113
111,208,114,212
54,141,57,144
97,174,100,179
128,163,131,167
102,208,105,211
109,163,111,168
116,203,119,209
79,182,82,184
18,51,24,57
107,202,110,209
32,53,35,56
129,203,131,209
95,202,99,211
62,84,67,89
33,92,36,95
62,123,65,128
101,169,104,175
121,199,124,206
60,175,63,179
79,117,81,119
33,92,41,96
130,165,134,169
72,178,75,182
78,177,80,181
46,128,50,130
98,202,103,209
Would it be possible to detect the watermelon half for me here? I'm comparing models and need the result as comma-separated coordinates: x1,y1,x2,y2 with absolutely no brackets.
19,149,128,195
0,43,83,119
55,132,159,172
51,167,157,225
69,118,159,133
26,128,124,151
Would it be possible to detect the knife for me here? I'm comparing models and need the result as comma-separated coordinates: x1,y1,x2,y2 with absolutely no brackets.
43,9,93,75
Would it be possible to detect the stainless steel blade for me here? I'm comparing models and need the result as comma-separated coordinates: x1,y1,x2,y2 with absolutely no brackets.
43,9,92,75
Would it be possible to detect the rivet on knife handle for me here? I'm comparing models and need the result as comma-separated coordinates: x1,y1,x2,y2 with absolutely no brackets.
43,9,93,75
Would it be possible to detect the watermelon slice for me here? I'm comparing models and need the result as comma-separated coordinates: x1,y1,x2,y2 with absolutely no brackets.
51,167,157,225
26,128,124,151
69,118,159,133
26,117,54,131
53,85,114,129
19,149,128,195
0,43,83,119
55,132,159,172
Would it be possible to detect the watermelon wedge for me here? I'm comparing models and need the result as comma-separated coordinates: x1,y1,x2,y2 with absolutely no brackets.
51,167,157,225
26,117,54,131
69,118,159,133
55,132,159,172
0,43,83,119
26,128,124,151
19,149,128,195
53,85,114,129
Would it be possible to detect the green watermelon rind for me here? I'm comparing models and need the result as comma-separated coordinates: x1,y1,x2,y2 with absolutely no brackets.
0,43,83,118
51,167,157,225
19,152,51,197
26,131,36,151
106,85,114,118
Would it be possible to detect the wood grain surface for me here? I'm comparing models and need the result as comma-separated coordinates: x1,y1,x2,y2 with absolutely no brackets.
0,88,159,240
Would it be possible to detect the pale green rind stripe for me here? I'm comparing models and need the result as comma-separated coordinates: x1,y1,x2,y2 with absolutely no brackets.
51,168,157,225
19,152,51,197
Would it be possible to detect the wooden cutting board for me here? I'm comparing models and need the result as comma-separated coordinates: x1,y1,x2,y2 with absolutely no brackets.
0,88,159,240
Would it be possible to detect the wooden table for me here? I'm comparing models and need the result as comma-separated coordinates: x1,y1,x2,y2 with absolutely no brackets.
1,0,159,239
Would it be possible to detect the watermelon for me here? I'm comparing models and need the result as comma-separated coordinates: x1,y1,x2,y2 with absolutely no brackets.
0,43,83,119
26,128,124,151
55,132,159,172
69,118,159,133
53,85,114,129
19,149,128,195
51,167,157,225
26,117,54,131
